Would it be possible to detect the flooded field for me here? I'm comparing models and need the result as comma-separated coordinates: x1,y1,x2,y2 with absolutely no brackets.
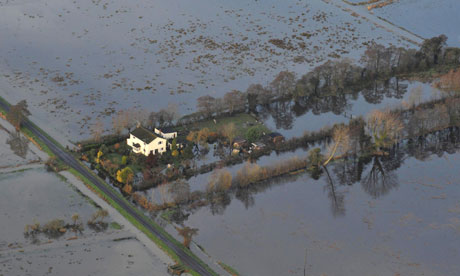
2,0,460,275
372,0,460,47
0,167,169,275
0,120,42,169
1,235,168,276
0,0,415,141
176,129,460,275
0,168,101,245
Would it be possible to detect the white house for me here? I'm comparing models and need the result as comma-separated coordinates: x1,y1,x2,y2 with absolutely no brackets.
154,127,177,140
127,126,167,156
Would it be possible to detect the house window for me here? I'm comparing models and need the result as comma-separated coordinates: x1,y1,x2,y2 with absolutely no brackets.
159,141,162,144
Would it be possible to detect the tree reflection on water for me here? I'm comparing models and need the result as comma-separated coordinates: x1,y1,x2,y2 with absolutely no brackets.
167,126,460,224
6,130,29,159
259,78,407,131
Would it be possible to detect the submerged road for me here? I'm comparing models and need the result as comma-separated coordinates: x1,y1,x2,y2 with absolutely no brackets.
0,100,215,276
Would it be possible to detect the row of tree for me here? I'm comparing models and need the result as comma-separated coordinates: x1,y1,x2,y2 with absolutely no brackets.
191,35,460,121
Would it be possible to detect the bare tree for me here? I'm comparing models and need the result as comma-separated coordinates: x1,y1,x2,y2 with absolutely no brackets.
6,100,31,131
224,90,245,114
207,169,232,193
196,95,216,118
168,179,190,204
112,111,126,136
221,122,236,146
246,83,266,110
366,110,404,150
132,108,149,128
176,226,198,248
419,34,447,66
90,118,104,142
269,71,296,98
361,43,388,77
152,103,179,127
112,109,136,134
323,125,351,166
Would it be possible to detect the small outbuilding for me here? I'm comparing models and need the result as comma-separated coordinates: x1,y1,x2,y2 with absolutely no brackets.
233,137,248,148
266,132,285,144
154,127,178,140
251,142,266,151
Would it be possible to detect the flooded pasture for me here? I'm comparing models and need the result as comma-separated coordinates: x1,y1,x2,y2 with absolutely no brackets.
0,168,110,246
0,0,415,141
0,236,168,276
0,120,41,168
0,168,169,275
373,0,460,47
1,0,460,275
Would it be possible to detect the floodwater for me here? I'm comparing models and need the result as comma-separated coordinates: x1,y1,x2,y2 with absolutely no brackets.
262,79,445,138
168,128,460,275
0,236,169,276
373,0,460,47
0,168,106,245
0,120,41,168
0,168,169,276
0,0,414,141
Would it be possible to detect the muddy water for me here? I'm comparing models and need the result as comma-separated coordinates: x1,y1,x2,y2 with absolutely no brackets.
0,0,414,140
180,132,460,275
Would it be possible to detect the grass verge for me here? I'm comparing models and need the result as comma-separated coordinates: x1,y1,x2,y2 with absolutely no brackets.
218,261,240,276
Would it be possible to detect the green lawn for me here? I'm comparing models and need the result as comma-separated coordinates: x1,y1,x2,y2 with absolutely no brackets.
106,153,142,174
178,113,270,138
107,153,123,165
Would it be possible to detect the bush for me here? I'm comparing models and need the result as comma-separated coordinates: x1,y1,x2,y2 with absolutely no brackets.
42,219,65,233
121,155,128,165
245,125,266,143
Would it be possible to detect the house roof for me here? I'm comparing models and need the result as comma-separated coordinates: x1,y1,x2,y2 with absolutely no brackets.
131,127,159,144
157,126,176,133
233,137,247,144
268,132,283,138
251,142,265,147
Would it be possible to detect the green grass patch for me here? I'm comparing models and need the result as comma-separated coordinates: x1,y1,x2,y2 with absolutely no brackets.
107,153,123,165
177,113,270,138
110,221,123,230
218,261,240,276
21,127,56,157
127,164,142,174
160,208,177,223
